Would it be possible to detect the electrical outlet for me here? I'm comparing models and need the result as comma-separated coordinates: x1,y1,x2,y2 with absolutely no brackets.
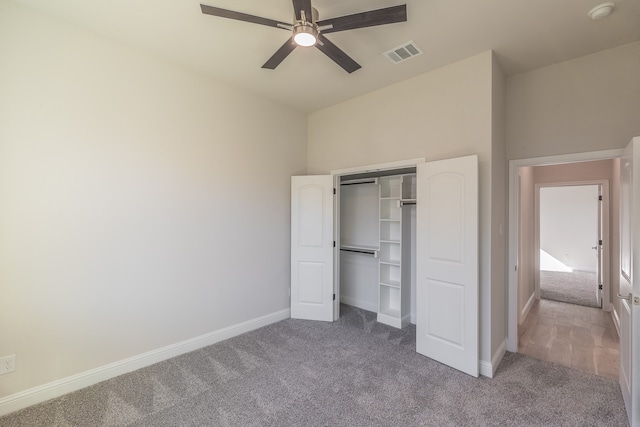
0,354,16,375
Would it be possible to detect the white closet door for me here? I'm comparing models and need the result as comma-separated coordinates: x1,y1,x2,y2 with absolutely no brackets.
619,137,639,426
416,155,479,377
291,175,334,321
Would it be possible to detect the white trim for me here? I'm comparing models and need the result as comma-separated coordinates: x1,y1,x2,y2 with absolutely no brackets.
612,306,621,337
520,292,537,325
340,296,378,313
0,309,290,417
331,157,425,176
507,148,624,352
480,339,507,378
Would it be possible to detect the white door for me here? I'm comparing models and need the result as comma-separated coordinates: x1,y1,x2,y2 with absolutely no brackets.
619,137,639,425
291,175,334,321
416,155,479,377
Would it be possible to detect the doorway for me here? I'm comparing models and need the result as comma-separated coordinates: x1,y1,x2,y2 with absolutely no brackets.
538,184,602,308
507,151,622,379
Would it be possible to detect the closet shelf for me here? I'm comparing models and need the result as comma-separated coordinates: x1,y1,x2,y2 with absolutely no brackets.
380,280,401,289
379,259,400,266
379,218,401,222
380,239,400,244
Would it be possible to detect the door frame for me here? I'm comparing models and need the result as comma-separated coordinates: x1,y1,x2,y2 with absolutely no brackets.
331,158,426,320
507,149,623,352
534,181,609,308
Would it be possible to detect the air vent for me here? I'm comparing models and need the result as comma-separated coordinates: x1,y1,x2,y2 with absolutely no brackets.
384,41,423,64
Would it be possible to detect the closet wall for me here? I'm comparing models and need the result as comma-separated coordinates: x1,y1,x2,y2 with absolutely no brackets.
340,180,379,312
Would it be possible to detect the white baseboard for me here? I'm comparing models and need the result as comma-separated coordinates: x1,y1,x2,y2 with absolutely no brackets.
519,292,536,325
612,307,621,337
0,308,290,417
480,338,507,378
340,296,377,313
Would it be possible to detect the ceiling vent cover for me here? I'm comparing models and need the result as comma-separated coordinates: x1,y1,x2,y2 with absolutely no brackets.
384,41,423,64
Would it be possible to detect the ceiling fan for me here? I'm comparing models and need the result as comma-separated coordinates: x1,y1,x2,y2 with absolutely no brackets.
200,1,407,73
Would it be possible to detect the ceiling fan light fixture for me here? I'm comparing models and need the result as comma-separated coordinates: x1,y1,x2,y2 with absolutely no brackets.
293,23,318,47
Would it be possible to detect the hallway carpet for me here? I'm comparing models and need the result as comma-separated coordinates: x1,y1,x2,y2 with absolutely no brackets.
540,270,600,308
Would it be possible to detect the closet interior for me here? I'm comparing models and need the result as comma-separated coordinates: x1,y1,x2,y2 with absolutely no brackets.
338,169,417,329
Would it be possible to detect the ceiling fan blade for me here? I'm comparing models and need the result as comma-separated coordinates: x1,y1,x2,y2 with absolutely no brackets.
317,4,407,34
262,39,297,70
316,34,361,74
200,4,290,29
292,0,313,21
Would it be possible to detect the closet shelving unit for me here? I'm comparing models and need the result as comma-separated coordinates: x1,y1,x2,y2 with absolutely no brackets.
377,175,414,328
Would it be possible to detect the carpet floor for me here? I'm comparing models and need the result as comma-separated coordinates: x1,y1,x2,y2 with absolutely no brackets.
540,270,600,308
0,305,628,426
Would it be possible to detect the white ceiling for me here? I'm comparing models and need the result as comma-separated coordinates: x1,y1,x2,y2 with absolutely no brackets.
11,0,640,113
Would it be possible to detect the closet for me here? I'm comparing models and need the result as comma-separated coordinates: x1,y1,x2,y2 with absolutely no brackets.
338,170,416,329
291,154,479,377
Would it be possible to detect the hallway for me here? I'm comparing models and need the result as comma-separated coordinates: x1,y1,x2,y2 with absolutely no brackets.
518,299,619,380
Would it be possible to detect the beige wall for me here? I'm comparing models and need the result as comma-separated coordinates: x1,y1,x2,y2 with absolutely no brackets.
490,54,508,355
506,41,640,160
518,167,535,320
0,2,306,398
308,51,502,365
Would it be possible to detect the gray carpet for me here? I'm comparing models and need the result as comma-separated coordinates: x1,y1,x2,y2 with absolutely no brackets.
540,270,600,308
1,304,628,426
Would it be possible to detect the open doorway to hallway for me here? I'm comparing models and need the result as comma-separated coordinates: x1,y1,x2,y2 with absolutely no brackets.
513,158,620,380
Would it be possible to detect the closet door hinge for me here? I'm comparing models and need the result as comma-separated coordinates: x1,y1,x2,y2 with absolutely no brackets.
333,188,336,195
333,293,336,301
598,284,603,290
599,195,603,201
333,241,336,248
599,240,603,246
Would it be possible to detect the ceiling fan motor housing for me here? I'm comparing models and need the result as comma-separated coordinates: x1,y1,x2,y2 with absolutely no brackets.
292,7,320,47
297,7,319,24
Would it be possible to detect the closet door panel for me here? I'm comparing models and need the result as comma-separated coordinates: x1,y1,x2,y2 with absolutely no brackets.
416,155,479,377
291,175,334,322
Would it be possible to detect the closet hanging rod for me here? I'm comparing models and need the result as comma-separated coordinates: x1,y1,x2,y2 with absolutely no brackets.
399,199,416,207
340,248,377,256
340,178,378,186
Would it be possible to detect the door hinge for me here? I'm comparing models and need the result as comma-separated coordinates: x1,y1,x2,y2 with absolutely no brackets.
333,188,336,195
599,195,603,201
599,240,603,246
598,284,603,290
333,241,336,248
333,293,336,301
